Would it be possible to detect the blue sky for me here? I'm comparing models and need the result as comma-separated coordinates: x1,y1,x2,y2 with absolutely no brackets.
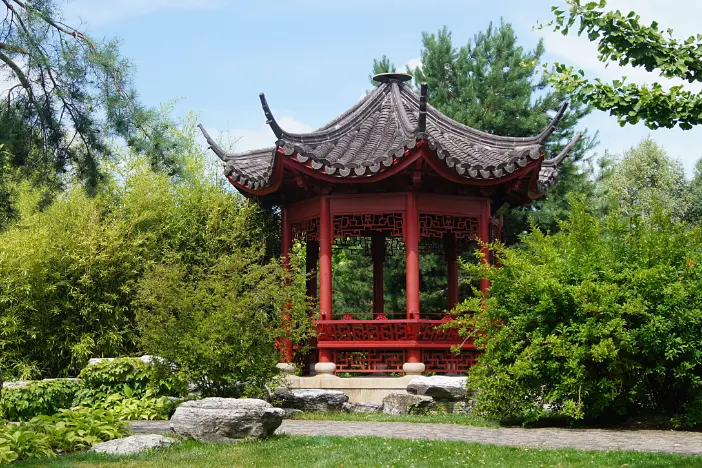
62,0,702,175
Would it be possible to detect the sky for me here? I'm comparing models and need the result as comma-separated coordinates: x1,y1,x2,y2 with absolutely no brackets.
60,0,702,176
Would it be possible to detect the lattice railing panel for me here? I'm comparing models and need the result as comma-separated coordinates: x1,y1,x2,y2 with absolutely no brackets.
333,213,403,238
291,217,319,241
419,214,479,240
422,350,477,373
418,322,462,342
332,350,406,372
317,321,416,341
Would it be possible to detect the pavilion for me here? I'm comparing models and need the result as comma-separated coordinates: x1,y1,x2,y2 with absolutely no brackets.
200,72,578,376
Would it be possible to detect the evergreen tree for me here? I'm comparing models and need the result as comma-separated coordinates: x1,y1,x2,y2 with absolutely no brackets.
0,0,184,227
368,55,396,87
407,23,596,243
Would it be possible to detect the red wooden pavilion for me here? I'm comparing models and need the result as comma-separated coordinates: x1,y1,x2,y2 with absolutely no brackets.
200,73,578,376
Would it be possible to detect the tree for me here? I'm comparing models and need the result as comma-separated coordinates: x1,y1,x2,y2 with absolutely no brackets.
595,138,691,221
0,0,183,220
546,0,702,130
395,23,596,243
690,158,702,223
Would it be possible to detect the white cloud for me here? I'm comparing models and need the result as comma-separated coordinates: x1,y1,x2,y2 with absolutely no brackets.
63,0,226,25
405,57,422,71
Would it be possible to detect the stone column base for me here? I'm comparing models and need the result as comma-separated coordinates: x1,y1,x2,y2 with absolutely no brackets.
402,362,425,375
314,362,337,376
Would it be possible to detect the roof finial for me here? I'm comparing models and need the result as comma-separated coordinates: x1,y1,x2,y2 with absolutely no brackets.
372,72,413,84
417,82,428,133
259,93,284,139
537,102,569,143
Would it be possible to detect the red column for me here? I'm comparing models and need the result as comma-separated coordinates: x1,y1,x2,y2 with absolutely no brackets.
405,193,420,320
479,200,491,295
445,233,459,310
371,233,385,318
318,196,333,366
280,206,293,363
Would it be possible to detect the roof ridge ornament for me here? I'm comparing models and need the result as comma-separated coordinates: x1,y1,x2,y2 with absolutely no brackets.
372,72,413,84
537,102,569,144
198,124,227,161
259,93,284,139
417,82,428,133
542,134,582,167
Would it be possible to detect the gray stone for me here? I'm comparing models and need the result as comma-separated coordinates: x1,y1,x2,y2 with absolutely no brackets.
343,402,382,414
170,398,284,442
275,389,349,412
406,376,467,401
382,393,435,415
91,435,176,455
282,408,303,419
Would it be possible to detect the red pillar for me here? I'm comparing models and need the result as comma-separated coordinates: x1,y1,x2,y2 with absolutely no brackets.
280,206,293,363
318,196,333,366
479,200,491,295
445,233,459,310
405,193,420,320
371,233,385,318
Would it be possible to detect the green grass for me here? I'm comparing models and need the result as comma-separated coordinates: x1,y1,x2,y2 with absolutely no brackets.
291,411,499,427
13,436,702,468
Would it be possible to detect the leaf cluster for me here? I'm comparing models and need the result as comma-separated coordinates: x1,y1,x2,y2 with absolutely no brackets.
455,195,702,427
547,0,702,129
0,407,129,463
0,379,78,421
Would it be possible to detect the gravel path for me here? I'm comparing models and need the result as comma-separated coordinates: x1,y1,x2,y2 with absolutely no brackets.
130,419,702,456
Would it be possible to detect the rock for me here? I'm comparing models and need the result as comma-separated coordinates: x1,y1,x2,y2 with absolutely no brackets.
282,408,303,419
91,435,176,455
406,376,467,401
382,393,435,415
275,389,349,412
170,398,284,442
343,402,382,414
451,400,472,414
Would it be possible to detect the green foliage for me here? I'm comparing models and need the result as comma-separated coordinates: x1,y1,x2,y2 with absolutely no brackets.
136,231,314,398
74,358,185,404
0,0,184,206
0,408,128,463
595,138,691,221
546,0,702,130
85,394,180,421
455,196,702,427
0,120,282,379
0,380,79,422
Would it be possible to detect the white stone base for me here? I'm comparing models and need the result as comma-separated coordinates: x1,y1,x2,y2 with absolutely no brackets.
276,363,296,375
402,362,426,375
284,375,415,403
314,362,337,376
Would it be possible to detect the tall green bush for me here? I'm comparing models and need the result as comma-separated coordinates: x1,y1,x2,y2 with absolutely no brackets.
458,196,702,427
0,122,285,379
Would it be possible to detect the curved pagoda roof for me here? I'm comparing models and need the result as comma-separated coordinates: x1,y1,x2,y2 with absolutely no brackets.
200,73,579,197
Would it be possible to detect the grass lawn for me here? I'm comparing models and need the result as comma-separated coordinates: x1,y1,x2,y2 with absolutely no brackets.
14,436,702,468
291,411,499,427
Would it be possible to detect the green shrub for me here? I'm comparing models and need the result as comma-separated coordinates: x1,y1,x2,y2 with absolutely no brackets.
71,357,187,420
0,124,281,379
457,196,702,427
0,380,79,421
0,407,128,463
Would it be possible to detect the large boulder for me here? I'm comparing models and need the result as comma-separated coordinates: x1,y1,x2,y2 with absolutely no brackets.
406,376,467,401
91,435,176,455
170,398,284,442
343,402,382,414
382,393,435,415
275,389,348,412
